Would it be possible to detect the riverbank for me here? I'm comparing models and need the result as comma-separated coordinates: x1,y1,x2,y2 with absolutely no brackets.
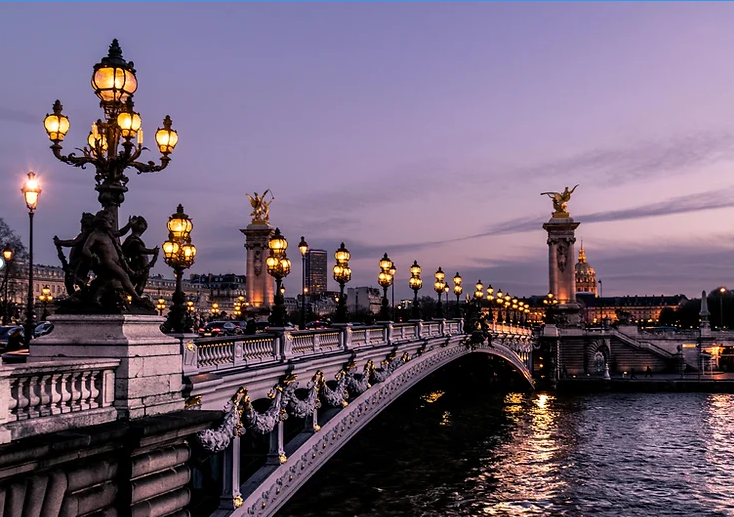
557,372,734,393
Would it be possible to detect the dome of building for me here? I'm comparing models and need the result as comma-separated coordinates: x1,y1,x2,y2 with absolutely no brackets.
575,241,597,296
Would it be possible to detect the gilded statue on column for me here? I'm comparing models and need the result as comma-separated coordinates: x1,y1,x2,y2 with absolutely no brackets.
541,184,579,218
246,189,274,224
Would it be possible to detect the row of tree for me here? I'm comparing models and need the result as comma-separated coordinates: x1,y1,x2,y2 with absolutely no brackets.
657,289,733,329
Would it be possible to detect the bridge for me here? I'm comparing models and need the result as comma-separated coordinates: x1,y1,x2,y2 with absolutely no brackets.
186,318,534,515
0,317,535,517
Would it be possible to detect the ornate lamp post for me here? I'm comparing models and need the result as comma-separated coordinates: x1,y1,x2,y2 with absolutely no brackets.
267,228,291,327
409,261,422,319
378,253,393,321
388,261,397,320
211,302,220,318
332,242,351,323
298,236,309,330
38,286,53,321
156,298,166,316
162,205,196,333
21,172,41,346
433,268,446,319
486,284,495,322
2,247,13,325
43,39,178,232
719,286,726,330
453,272,463,318
474,280,484,312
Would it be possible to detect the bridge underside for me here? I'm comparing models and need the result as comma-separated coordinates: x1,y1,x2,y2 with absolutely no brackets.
216,336,533,517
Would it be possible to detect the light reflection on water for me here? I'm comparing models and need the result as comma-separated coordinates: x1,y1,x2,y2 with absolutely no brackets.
278,376,734,517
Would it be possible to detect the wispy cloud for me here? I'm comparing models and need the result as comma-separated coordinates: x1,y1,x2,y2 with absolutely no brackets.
0,107,36,125
489,186,734,235
512,131,734,186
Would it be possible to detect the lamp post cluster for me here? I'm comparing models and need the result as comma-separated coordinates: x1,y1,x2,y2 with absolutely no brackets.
211,302,220,318
43,39,178,232
433,267,446,318
162,205,197,333
377,254,394,321
1,247,14,325
332,243,352,323
408,261,423,320
266,228,291,327
234,295,246,319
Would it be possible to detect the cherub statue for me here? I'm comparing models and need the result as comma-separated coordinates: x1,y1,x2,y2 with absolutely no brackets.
541,184,579,216
54,213,133,296
54,212,95,295
82,210,143,305
122,216,159,295
246,189,274,223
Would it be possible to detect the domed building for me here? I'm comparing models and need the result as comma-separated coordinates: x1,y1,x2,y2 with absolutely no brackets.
575,242,597,296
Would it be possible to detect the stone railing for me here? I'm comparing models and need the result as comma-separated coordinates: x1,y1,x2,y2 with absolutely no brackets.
0,358,119,443
183,320,470,375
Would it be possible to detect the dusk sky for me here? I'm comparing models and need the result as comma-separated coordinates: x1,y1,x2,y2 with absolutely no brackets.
2,2,734,301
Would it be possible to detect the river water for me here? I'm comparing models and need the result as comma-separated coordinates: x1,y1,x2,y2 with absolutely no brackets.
277,356,734,517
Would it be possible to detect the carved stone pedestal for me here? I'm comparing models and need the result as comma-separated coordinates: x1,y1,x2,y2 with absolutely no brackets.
543,216,583,327
241,222,275,309
29,314,185,419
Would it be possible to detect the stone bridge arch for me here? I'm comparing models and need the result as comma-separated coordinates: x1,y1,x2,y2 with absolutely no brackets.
201,334,534,517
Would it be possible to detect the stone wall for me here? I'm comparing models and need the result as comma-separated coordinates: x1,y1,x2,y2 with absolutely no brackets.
0,410,219,516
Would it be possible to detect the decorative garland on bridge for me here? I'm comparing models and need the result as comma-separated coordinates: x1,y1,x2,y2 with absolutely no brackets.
196,351,412,453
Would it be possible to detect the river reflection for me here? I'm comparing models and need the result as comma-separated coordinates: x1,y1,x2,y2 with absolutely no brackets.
277,359,734,517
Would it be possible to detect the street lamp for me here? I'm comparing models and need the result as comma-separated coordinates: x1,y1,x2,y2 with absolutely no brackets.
38,285,53,321
409,261,422,319
453,272,463,318
21,171,41,346
389,261,397,320
43,39,178,232
433,267,446,319
378,253,393,321
720,287,726,330
267,228,291,327
1,247,13,325
332,242,351,323
298,236,308,330
211,302,220,318
156,298,166,316
162,204,196,333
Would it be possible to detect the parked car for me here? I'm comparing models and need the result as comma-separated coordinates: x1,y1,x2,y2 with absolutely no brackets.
305,320,329,330
198,321,241,337
0,326,24,348
34,321,54,338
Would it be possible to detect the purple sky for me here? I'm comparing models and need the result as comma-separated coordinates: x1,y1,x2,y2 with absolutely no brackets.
2,2,734,301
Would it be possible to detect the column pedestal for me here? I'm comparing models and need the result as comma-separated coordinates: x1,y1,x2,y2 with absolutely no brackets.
543,216,582,327
241,222,275,309
29,314,185,419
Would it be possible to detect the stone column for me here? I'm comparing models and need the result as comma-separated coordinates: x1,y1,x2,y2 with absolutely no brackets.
240,222,275,309
543,216,582,326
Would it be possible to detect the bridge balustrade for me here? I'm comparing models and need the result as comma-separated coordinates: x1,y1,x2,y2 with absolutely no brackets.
0,359,119,443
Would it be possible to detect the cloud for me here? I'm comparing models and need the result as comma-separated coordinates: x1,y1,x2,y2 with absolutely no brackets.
512,131,734,186
0,107,37,125
488,186,734,235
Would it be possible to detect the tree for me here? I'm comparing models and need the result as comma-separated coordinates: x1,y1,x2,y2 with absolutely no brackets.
0,218,28,324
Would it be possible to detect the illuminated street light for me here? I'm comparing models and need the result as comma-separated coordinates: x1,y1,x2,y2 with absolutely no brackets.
409,261,422,319
267,228,291,327
43,40,178,232
332,242,352,323
21,172,42,346
162,204,196,333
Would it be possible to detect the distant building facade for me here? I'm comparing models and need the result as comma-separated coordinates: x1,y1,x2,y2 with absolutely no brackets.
574,243,597,296
346,286,382,314
305,249,328,295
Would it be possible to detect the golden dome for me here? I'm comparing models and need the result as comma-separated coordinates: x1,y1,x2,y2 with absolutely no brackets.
575,241,597,295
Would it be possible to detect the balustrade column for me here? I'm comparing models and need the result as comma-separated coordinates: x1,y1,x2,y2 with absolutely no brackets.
219,435,242,510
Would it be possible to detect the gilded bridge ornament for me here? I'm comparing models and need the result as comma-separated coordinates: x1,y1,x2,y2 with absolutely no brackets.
247,189,274,224
541,184,579,218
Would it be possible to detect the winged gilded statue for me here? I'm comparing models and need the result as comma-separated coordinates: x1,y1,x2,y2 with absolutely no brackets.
246,189,275,223
540,184,579,216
